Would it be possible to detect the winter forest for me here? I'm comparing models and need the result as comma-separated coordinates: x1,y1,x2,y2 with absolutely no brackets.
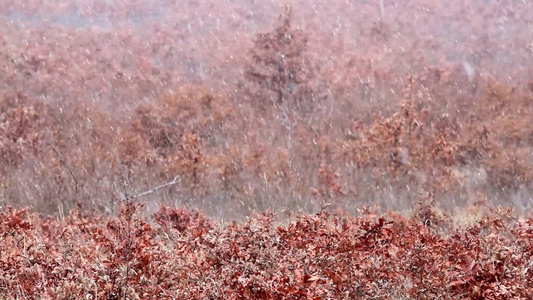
0,0,532,298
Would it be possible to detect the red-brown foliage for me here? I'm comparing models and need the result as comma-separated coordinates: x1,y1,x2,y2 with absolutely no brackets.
0,204,531,299
1,0,533,297
1,0,532,217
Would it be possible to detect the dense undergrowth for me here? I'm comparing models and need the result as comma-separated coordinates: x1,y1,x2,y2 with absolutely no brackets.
1,1,532,220
0,203,531,299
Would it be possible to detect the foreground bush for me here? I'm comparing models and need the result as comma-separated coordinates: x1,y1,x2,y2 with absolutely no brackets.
0,203,531,299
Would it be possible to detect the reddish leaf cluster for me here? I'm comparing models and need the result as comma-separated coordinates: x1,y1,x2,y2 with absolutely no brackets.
0,203,531,299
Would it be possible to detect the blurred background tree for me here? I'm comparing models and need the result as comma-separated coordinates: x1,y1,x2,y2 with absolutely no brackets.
243,5,315,112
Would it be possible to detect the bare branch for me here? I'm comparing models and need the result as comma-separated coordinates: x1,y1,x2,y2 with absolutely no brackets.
134,175,180,198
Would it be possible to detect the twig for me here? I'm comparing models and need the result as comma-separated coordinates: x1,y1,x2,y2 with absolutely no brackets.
50,143,80,194
134,176,180,198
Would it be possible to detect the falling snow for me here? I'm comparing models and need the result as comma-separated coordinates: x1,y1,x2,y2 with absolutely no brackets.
0,0,532,297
